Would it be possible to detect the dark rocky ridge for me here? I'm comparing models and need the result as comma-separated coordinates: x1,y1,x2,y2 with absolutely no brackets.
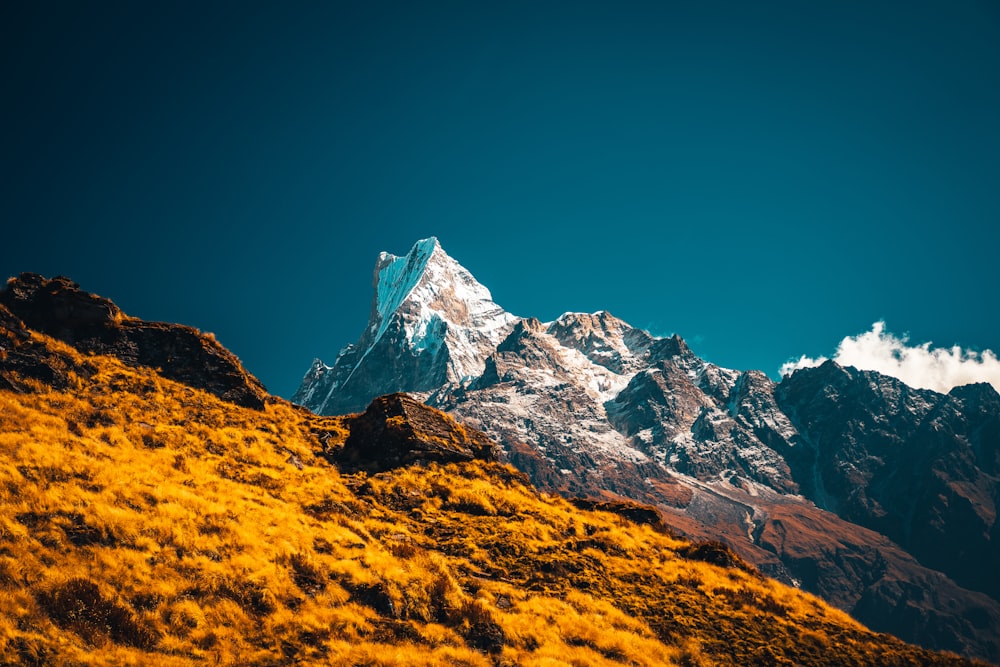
1,273,268,409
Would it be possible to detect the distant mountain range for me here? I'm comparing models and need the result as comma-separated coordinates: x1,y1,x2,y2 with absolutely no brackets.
295,238,1000,662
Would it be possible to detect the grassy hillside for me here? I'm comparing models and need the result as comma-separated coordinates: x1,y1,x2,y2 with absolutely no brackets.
0,331,980,665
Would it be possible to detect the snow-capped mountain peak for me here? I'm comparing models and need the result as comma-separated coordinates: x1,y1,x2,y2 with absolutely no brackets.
293,238,518,415
375,236,516,353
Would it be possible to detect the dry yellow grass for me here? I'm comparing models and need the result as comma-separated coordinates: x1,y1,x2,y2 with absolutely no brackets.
0,330,980,666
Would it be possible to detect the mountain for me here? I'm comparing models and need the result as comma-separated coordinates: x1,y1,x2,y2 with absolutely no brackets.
775,363,1000,602
296,239,1000,663
293,237,518,416
1,274,975,665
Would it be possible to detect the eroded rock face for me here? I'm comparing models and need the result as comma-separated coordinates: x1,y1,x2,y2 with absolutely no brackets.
1,273,267,409
334,393,499,473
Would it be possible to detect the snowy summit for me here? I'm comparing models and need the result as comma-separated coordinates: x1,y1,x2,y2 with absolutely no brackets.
293,238,518,414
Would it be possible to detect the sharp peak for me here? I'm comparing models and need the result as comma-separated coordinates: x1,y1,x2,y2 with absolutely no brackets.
415,235,441,251
371,239,449,312
379,236,443,262
364,238,513,346
372,237,458,289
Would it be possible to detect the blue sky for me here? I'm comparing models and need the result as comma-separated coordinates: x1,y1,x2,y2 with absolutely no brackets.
3,1,998,398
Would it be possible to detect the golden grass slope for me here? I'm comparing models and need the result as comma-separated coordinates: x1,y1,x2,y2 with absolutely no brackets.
0,333,981,666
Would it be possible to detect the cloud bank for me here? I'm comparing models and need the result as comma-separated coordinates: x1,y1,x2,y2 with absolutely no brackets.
780,322,1000,394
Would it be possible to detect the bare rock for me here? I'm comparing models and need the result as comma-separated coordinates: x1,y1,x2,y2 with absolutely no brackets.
334,393,499,473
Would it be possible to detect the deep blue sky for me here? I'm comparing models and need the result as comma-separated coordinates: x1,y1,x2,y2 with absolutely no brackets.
3,1,998,398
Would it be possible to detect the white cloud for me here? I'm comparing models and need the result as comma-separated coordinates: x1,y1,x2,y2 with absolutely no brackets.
778,354,829,378
780,322,1000,394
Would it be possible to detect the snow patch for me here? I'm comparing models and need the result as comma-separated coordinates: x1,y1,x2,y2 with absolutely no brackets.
372,237,440,346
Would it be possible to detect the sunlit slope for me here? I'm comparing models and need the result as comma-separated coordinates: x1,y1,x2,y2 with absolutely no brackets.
0,337,979,665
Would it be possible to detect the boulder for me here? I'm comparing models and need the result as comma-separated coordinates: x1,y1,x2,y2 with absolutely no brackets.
335,393,498,472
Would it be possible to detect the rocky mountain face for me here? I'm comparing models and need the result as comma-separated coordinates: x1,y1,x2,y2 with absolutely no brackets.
775,363,1000,602
296,239,1000,662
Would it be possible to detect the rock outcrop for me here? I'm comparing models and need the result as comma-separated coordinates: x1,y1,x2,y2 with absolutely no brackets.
1,273,268,409
0,302,96,393
334,393,499,473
